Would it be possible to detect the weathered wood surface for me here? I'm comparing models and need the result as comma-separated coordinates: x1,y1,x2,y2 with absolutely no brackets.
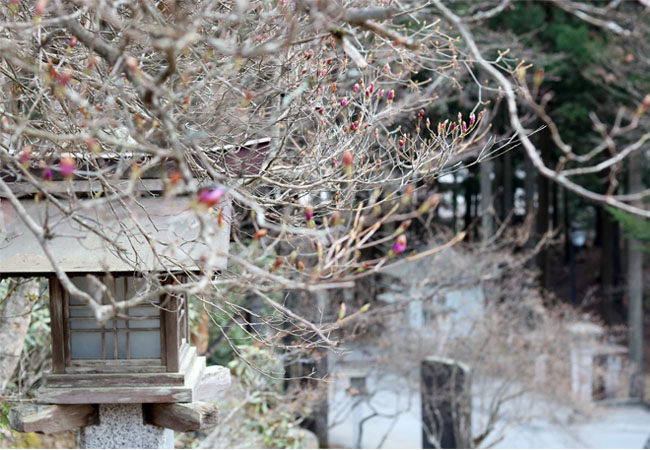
162,293,180,372
48,280,66,374
195,365,231,401
0,196,231,275
9,404,98,434
145,402,219,432
37,385,194,404
2,179,165,197
65,358,165,373
38,350,207,404
45,372,185,388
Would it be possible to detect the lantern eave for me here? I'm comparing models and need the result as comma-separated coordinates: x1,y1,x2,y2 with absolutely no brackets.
0,190,231,275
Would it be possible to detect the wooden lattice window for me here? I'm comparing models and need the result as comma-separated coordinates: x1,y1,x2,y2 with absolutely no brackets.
49,275,189,374
68,276,162,361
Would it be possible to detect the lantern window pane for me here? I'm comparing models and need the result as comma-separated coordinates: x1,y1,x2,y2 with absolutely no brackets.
69,297,85,306
67,275,163,363
130,306,158,316
69,307,95,317
117,331,128,359
70,319,102,330
70,332,103,359
129,331,161,358
105,331,115,358
130,319,160,328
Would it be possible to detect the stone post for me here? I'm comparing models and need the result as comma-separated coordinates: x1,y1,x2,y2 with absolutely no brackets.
567,322,603,402
421,357,472,449
79,404,174,449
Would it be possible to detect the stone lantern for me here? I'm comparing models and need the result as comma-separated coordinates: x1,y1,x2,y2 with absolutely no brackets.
1,139,269,447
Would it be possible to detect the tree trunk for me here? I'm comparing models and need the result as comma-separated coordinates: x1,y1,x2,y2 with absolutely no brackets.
494,156,504,221
563,188,571,263
0,278,38,391
552,181,559,230
480,159,494,243
464,179,473,231
524,151,536,217
524,149,537,251
452,173,458,232
536,132,552,291
601,209,616,323
503,151,513,221
627,151,644,398
594,206,603,247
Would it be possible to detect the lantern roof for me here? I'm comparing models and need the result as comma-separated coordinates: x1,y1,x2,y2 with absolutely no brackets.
0,138,270,275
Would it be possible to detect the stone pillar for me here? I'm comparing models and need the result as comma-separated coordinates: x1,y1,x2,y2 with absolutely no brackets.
421,357,472,449
80,404,174,449
567,322,603,402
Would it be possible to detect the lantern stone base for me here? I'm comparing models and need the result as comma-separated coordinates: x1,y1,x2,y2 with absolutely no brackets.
79,404,174,449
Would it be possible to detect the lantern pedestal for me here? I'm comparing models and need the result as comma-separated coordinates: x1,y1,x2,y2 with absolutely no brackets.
8,365,230,446
79,404,174,449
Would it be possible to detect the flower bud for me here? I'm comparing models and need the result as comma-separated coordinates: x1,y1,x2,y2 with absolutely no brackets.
34,0,48,16
85,138,100,153
41,164,52,181
331,211,341,226
57,67,72,87
342,150,353,167
131,162,142,179
125,56,139,72
198,187,224,207
639,94,650,115
305,205,314,221
271,257,282,272
169,171,183,186
60,155,76,178
392,235,407,254
338,302,347,321
253,228,268,239
418,194,441,214
19,145,33,167
516,66,527,81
